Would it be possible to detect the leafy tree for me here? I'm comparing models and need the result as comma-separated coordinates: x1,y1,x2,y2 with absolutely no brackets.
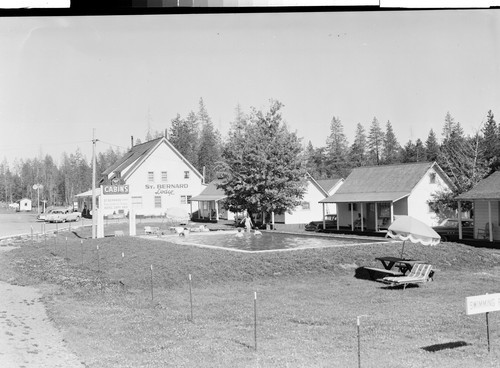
367,117,384,165
325,116,349,177
425,129,440,162
197,98,222,183
218,100,307,221
348,123,367,167
382,120,400,164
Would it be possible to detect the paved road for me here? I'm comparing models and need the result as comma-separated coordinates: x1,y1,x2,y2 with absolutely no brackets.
0,211,91,239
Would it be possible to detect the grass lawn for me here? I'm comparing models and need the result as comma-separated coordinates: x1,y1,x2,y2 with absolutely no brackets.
2,225,500,367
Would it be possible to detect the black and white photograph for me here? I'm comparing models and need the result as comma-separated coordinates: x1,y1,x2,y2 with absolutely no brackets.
1,4,500,367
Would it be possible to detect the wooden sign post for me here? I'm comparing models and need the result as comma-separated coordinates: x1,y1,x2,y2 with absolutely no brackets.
466,293,500,352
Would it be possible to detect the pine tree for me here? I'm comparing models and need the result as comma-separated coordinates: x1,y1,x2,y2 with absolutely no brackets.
425,129,440,162
348,123,367,167
367,117,384,165
382,120,400,164
481,110,499,172
168,112,199,169
325,116,349,177
197,98,222,183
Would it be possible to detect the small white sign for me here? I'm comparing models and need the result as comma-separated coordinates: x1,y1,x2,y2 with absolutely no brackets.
466,293,500,315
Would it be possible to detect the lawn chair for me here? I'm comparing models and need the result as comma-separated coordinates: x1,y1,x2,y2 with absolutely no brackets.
381,263,433,290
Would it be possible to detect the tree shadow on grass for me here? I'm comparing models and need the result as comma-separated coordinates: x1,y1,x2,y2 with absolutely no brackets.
421,341,470,352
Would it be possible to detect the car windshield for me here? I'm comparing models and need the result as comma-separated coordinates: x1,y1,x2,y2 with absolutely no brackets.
439,219,458,227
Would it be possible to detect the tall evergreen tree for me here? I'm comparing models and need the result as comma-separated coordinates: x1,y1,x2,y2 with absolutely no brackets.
425,129,440,162
348,123,367,167
481,110,499,172
400,140,417,163
382,120,400,164
367,117,384,165
325,116,349,177
168,112,199,169
414,138,426,162
197,98,222,183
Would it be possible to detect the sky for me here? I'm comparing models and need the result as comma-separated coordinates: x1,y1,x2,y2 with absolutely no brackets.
1,9,499,166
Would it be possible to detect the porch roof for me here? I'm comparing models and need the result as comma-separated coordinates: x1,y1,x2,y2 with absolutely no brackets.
319,191,410,203
456,171,500,200
190,180,226,202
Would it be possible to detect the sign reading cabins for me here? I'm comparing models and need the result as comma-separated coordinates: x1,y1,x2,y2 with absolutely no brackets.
101,184,131,213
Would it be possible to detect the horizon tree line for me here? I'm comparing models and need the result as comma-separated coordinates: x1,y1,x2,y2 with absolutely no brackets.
0,99,498,216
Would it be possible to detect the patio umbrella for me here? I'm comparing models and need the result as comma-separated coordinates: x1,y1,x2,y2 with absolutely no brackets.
386,215,441,258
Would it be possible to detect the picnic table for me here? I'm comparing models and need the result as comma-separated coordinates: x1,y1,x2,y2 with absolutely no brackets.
364,256,424,280
375,256,424,275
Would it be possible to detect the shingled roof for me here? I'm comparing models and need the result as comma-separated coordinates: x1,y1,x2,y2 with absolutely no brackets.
102,137,203,182
456,171,500,200
320,162,454,203
190,180,226,202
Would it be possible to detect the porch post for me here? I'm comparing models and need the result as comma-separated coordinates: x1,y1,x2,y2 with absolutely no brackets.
360,203,364,232
351,203,354,231
322,203,326,230
374,202,378,232
336,203,340,231
215,200,219,223
390,202,394,225
488,201,493,242
458,200,462,240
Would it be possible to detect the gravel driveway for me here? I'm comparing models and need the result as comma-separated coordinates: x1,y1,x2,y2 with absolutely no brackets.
0,246,85,368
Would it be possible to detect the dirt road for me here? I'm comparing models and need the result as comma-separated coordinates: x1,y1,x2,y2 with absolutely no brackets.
0,246,85,368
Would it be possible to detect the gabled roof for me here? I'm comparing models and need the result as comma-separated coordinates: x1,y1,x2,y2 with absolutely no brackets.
456,171,500,200
102,137,203,182
190,180,225,201
315,178,343,194
320,162,454,203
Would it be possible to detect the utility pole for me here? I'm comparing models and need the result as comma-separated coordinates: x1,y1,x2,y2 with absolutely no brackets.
92,129,98,239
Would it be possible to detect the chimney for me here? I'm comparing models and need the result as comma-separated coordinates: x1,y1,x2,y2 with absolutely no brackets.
164,129,168,140
131,136,134,147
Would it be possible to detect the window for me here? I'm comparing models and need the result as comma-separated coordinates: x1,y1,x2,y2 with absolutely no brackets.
148,171,154,182
301,201,310,210
132,196,143,206
181,195,192,205
161,171,168,182
184,171,190,179
429,172,436,184
154,196,162,208
348,203,358,211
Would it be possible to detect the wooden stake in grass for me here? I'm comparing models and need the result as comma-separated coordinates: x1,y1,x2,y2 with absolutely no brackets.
486,312,491,353
356,315,368,368
150,265,154,301
254,291,257,351
188,274,193,322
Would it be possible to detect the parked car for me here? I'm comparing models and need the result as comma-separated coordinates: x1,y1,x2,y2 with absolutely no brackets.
432,218,474,241
305,214,338,231
46,208,82,223
37,208,54,222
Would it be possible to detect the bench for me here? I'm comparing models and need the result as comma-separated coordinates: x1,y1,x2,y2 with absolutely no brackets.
144,226,160,235
364,266,404,280
382,264,433,289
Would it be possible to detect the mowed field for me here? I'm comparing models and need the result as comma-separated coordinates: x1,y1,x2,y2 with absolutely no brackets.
1,225,500,368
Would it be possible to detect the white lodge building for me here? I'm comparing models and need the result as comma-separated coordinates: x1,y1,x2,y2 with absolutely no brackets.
100,137,205,218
